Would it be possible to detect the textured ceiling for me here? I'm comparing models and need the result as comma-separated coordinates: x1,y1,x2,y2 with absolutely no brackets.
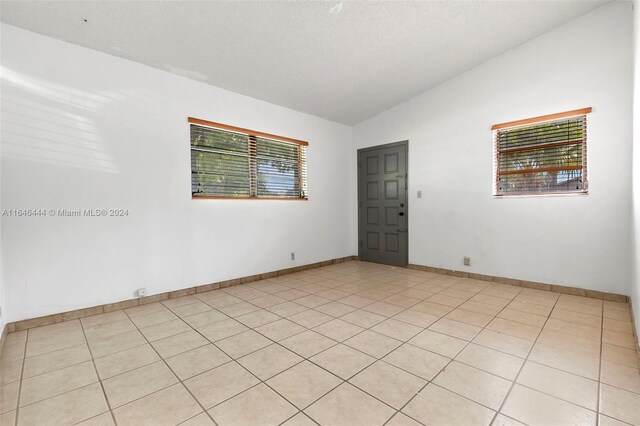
0,1,611,125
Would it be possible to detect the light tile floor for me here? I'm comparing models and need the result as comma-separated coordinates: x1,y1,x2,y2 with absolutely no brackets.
1,261,639,425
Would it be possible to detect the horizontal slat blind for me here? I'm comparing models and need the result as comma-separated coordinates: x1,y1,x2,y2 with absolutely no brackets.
494,112,588,196
190,123,308,199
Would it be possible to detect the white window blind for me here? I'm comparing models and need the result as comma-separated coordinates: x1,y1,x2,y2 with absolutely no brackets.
190,118,308,200
493,108,591,196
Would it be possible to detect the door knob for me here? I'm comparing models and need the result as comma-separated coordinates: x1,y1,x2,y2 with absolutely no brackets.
398,212,404,216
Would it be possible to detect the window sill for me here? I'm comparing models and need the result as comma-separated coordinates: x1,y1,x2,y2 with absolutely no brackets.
493,191,588,199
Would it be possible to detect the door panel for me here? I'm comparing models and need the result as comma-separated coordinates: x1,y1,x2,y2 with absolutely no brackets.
358,142,408,266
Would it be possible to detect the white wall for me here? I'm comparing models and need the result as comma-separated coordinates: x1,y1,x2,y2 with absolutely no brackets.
353,1,633,295
632,0,640,339
0,24,353,323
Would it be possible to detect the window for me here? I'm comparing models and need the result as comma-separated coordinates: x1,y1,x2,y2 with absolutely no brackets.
189,117,308,200
492,107,591,196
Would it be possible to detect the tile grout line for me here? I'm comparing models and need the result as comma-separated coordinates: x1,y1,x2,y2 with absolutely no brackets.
390,284,529,426
77,319,118,426
119,308,221,426
11,332,28,426
489,294,563,425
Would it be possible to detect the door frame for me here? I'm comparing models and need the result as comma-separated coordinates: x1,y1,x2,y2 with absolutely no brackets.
357,140,409,266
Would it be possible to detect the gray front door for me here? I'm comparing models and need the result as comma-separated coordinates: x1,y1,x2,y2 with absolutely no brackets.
358,141,408,266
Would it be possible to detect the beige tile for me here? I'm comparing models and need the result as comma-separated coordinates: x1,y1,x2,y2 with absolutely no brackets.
362,301,406,317
602,343,639,367
76,412,115,426
209,383,297,426
598,414,631,426
130,310,178,329
94,344,160,379
446,308,493,327
433,361,511,410
427,294,466,308
267,360,342,409
555,301,602,317
182,310,228,329
125,302,166,317
1,410,15,426
151,330,208,358
235,309,280,328
429,318,481,341
170,301,213,318
289,310,333,328
402,383,495,425
199,294,242,309
471,293,510,308
25,331,86,357
314,301,356,317
113,384,202,426
27,320,83,342
603,329,637,350
249,294,287,308
603,308,632,322
310,344,375,379
295,295,331,308
382,294,421,308
407,296,450,313
370,319,422,341
305,383,395,426
215,330,272,359
344,330,402,358
17,382,108,425
551,308,601,328
600,360,640,394
179,413,216,426
487,318,540,341
455,343,523,380
599,384,640,426
237,344,302,380
281,413,316,426
313,318,366,343
350,361,426,409
501,384,596,426
0,358,22,385
383,344,449,380
544,318,600,340
498,307,547,327
267,301,307,317
528,342,600,380
386,412,422,426
408,329,467,358
102,361,178,408
139,319,191,342
537,329,600,357
341,309,386,328
166,344,230,380
197,318,248,342
84,319,137,343
392,309,439,328
458,300,503,316
492,414,527,426
517,361,598,410
19,360,98,406
0,382,19,414
22,344,91,378
472,329,532,358
255,319,306,341
603,317,634,334
88,330,147,358
280,330,337,358
185,361,259,409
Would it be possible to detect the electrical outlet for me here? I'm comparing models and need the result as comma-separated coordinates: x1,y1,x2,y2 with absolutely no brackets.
137,288,147,298
463,257,471,266
291,252,295,261
417,190,422,198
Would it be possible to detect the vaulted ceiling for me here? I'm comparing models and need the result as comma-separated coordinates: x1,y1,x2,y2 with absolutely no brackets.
1,1,611,124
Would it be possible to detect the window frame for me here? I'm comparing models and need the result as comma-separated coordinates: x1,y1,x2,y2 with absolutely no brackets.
491,107,591,198
189,117,309,201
